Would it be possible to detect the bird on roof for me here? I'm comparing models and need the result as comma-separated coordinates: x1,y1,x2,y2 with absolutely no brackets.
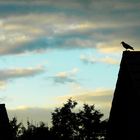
121,41,134,51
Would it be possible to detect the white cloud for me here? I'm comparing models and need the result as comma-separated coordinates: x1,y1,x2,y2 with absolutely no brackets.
80,54,119,65
0,66,45,88
51,68,79,84
99,56,119,65
57,88,113,104
80,54,96,64
96,42,123,53
0,66,45,81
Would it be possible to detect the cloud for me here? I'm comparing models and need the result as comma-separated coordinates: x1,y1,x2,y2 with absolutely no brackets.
0,66,45,81
80,54,119,65
99,57,119,65
0,1,139,55
55,88,114,118
0,81,6,89
0,66,45,88
8,107,52,126
80,54,96,64
57,88,113,103
50,68,79,84
113,1,140,11
0,13,97,55
96,42,123,53
8,88,113,125
56,88,114,117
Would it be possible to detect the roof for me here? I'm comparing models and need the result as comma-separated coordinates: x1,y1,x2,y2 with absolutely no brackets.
122,51,140,90
107,51,140,140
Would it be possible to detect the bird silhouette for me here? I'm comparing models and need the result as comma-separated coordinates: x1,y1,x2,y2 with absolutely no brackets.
121,41,134,51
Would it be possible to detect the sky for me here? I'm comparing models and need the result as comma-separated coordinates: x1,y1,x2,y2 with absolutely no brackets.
0,0,140,126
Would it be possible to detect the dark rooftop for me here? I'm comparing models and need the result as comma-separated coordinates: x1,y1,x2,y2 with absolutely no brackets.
107,51,140,140
121,51,140,91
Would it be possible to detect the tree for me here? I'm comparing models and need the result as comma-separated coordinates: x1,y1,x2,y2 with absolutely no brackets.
31,122,50,139
51,99,106,140
9,117,23,140
77,104,104,140
19,121,50,140
51,99,78,140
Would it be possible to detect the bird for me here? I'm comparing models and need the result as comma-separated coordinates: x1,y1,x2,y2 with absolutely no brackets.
121,41,134,51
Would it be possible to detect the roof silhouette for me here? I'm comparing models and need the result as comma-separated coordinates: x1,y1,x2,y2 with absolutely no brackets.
0,104,13,139
107,51,140,140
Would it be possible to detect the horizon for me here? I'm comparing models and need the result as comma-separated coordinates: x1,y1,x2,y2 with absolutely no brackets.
0,0,139,125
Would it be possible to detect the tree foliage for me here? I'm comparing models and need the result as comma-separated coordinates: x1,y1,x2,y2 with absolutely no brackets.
51,99,78,140
77,104,104,140
9,117,23,140
9,99,107,140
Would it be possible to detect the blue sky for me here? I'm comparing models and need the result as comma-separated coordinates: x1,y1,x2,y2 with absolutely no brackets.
0,0,139,125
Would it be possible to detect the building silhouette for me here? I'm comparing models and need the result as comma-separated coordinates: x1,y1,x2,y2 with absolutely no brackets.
107,51,140,140
0,104,13,139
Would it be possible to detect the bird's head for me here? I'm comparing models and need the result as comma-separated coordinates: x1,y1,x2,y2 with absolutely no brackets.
121,41,124,44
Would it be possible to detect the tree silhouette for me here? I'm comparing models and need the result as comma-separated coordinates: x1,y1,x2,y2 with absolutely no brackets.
77,104,104,140
19,121,50,140
9,117,23,140
51,99,106,140
8,99,107,140
51,99,78,140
